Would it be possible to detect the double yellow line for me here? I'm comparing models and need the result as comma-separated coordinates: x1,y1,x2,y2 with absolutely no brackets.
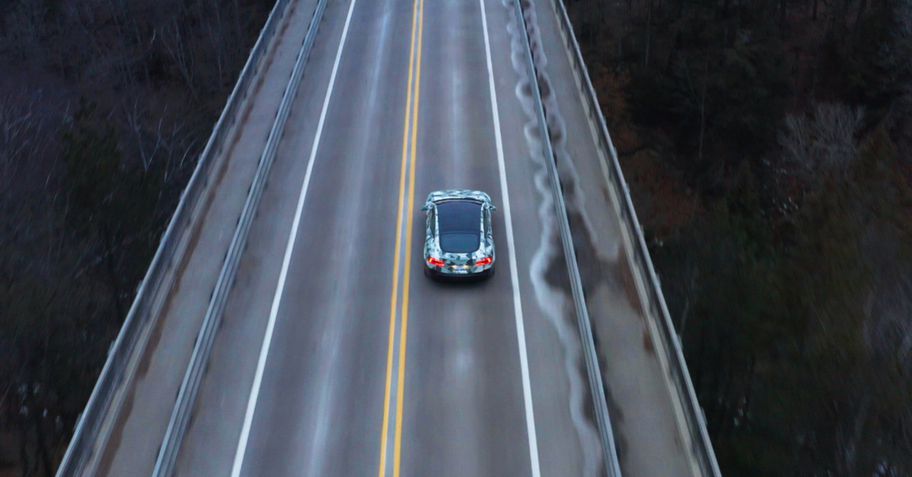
379,0,424,474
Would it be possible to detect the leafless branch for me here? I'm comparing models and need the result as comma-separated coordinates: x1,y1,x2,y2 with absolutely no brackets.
779,102,863,174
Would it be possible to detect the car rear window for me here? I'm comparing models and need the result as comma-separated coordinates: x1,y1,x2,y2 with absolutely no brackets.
436,200,482,253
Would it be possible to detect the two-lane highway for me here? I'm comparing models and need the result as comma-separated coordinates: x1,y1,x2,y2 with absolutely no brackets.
172,0,606,475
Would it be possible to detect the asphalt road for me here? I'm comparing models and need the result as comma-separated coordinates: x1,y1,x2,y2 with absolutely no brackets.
84,0,706,474
171,0,608,476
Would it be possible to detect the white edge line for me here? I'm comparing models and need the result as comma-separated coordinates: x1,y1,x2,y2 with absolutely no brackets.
229,0,359,475
479,2,542,477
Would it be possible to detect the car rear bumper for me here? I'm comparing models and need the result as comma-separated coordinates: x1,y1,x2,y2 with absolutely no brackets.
425,263,494,280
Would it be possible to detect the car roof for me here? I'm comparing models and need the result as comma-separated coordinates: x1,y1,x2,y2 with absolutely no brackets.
437,200,482,227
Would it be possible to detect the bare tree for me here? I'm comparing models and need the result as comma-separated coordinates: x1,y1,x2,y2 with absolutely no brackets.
0,92,63,477
122,99,196,178
779,102,863,174
161,16,198,99
0,94,51,265
0,0,49,59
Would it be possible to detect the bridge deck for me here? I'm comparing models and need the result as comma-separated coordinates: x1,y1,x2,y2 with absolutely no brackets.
87,0,703,476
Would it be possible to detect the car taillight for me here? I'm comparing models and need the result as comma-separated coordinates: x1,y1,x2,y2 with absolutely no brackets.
427,257,445,267
476,256,493,267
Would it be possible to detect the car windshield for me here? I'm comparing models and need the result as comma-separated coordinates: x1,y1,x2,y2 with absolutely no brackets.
436,200,482,253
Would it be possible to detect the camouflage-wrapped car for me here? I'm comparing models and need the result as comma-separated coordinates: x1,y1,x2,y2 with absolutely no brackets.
422,189,496,279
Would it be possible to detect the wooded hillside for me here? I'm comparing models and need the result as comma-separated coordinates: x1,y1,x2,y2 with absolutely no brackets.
0,1,272,475
566,0,912,473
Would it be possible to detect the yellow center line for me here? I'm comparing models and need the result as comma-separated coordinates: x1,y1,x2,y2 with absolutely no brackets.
393,0,424,472
379,0,421,475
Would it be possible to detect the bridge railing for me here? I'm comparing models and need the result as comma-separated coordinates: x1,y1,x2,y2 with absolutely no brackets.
544,0,722,475
57,0,293,474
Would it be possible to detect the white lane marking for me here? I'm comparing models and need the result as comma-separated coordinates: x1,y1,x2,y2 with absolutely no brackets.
479,1,542,476
229,0,359,474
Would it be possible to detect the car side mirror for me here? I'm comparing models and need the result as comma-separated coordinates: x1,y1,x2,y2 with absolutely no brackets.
421,204,429,211
490,205,497,212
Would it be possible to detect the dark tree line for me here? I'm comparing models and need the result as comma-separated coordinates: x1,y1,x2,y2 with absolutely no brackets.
0,0,273,475
566,0,912,474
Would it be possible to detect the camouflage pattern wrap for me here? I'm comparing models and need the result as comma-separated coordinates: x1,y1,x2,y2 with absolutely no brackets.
422,189,496,277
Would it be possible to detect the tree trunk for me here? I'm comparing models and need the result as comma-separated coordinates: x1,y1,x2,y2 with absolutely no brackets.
780,0,788,32
644,0,652,68
853,0,867,30
34,410,53,477
698,65,707,164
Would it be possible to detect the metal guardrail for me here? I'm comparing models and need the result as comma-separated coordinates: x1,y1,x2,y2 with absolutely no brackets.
150,0,328,474
543,0,722,474
56,0,296,475
512,1,623,475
